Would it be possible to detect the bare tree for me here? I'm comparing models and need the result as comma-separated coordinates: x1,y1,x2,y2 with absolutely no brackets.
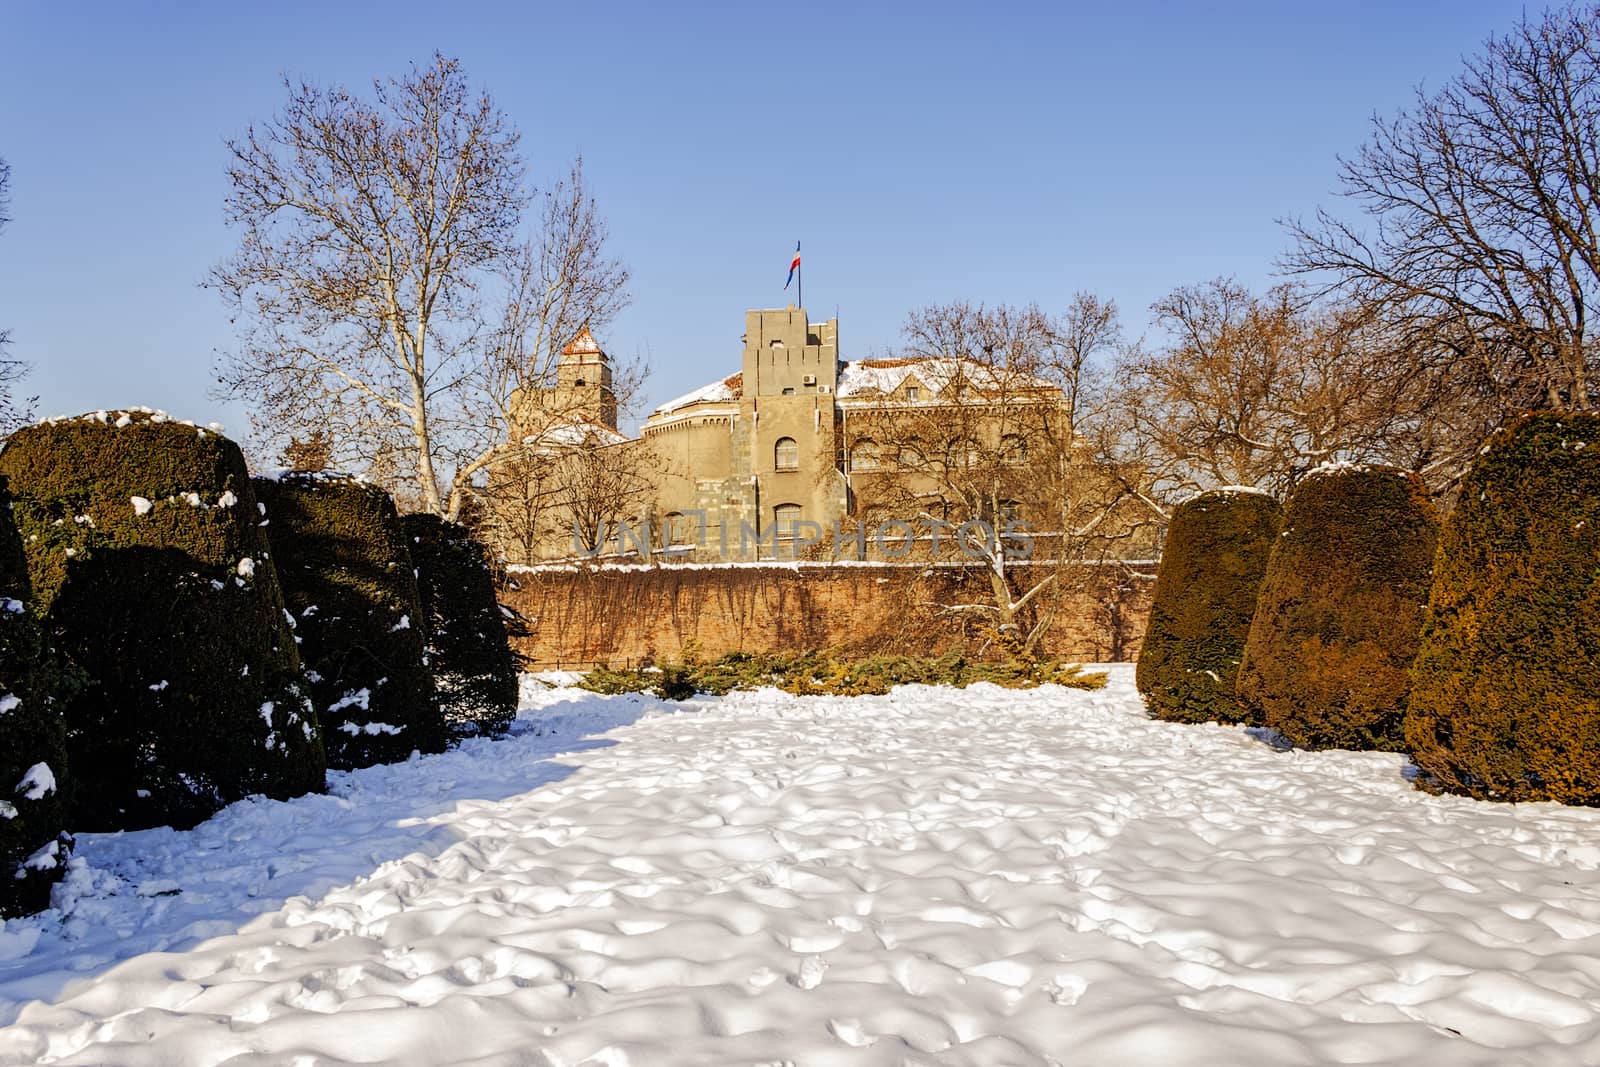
1115,278,1483,497
482,430,659,563
1286,3,1600,413
845,299,1160,656
0,156,36,435
213,54,527,514
443,158,632,520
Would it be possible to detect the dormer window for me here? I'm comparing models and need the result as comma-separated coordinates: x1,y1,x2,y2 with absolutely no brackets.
905,387,920,401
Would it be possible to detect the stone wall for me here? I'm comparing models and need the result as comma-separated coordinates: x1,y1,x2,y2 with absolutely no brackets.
498,562,1154,668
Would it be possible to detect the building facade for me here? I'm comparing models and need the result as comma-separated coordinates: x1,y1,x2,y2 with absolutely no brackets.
493,307,1158,564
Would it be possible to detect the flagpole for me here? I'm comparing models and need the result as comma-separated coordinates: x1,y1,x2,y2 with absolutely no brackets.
797,240,803,313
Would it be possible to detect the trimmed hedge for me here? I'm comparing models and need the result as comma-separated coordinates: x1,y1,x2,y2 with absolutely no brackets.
1136,488,1282,724
1406,413,1600,803
1237,466,1439,751
0,412,325,832
400,514,517,737
254,474,446,768
0,475,78,916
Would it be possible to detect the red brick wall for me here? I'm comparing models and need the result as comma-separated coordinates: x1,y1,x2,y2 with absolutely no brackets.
498,562,1153,668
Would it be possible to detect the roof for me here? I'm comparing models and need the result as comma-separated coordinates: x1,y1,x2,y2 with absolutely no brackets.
522,414,628,449
561,326,605,360
652,373,742,417
837,357,1054,398
645,355,1061,424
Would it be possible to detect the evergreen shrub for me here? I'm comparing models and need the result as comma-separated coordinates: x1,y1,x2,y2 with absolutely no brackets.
400,514,517,738
0,475,78,916
1237,465,1438,750
1406,413,1600,803
254,473,445,768
1136,488,1282,724
0,412,324,831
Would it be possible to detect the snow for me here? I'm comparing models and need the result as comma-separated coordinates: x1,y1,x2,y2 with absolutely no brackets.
651,374,742,417
1207,484,1276,497
216,491,238,509
337,721,403,736
837,357,1055,399
129,497,152,517
13,764,54,802
522,416,629,449
235,557,255,579
0,695,17,717
326,689,370,714
2,669,1600,1064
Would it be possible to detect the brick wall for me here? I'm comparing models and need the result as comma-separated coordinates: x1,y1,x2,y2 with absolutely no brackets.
498,562,1154,668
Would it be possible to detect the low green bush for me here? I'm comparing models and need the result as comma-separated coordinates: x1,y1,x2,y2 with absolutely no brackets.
576,649,1107,699
254,474,446,769
0,412,325,832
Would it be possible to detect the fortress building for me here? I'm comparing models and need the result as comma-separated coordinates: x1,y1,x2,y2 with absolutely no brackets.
491,307,1157,563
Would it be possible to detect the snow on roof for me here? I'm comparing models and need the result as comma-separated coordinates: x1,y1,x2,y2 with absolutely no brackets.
652,373,742,417
561,327,605,359
651,357,1055,419
522,415,628,449
837,358,1053,398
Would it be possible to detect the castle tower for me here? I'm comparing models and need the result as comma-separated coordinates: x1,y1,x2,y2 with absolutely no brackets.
553,326,617,431
736,306,847,551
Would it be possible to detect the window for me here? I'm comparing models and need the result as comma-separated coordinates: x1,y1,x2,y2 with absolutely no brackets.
774,436,799,471
850,439,881,471
947,437,981,470
1000,435,1027,466
575,378,586,387
905,386,920,401
663,512,694,545
781,387,796,396
773,503,802,538
998,499,1023,524
898,443,926,469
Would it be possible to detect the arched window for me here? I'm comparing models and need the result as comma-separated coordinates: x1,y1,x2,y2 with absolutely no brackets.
898,443,926,469
774,437,799,471
773,503,802,538
947,436,981,470
850,439,881,471
1000,435,1027,466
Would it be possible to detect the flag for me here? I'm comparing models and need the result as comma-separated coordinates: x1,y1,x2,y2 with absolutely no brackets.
784,242,801,290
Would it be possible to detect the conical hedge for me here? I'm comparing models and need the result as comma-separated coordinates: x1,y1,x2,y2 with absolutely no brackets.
0,411,325,831
399,514,517,738
0,475,79,917
1136,488,1282,724
1237,466,1438,751
1406,413,1600,804
254,474,446,768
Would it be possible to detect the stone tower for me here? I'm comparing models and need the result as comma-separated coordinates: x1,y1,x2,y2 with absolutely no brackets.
553,326,617,431
738,307,847,545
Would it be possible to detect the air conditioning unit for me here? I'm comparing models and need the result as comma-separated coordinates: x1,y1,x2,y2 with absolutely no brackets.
802,374,817,386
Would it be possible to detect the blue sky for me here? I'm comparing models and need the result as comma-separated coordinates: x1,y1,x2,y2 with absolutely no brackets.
0,0,1530,439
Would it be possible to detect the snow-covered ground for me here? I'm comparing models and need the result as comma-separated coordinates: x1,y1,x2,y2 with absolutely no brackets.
3,667,1600,1065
